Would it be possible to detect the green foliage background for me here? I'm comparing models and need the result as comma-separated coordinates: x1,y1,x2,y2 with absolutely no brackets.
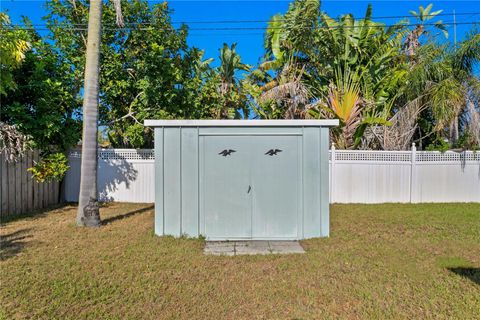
1,0,479,158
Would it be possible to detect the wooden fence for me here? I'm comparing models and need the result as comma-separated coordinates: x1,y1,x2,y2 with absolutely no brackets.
1,150,60,217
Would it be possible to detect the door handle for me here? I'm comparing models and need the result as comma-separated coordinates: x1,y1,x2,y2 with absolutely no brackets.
247,185,251,193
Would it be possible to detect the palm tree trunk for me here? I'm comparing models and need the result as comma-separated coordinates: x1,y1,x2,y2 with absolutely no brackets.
453,115,459,144
449,115,459,145
76,0,102,227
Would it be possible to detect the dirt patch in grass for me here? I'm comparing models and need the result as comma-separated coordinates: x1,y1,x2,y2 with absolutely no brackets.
1,203,479,319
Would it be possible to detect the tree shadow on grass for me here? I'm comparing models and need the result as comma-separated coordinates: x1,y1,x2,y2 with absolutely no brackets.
0,228,34,261
0,204,72,225
448,267,480,285
102,205,154,225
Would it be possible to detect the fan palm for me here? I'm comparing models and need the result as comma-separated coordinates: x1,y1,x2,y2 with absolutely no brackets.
327,69,362,149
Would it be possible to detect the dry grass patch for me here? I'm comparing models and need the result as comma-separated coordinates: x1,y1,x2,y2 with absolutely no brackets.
1,203,479,319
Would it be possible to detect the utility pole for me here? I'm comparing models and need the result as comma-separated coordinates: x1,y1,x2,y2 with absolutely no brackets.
453,9,457,46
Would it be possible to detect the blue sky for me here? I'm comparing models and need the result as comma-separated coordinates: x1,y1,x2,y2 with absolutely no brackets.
1,1,478,66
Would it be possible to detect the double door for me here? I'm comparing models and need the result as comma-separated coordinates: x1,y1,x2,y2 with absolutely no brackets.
201,135,300,239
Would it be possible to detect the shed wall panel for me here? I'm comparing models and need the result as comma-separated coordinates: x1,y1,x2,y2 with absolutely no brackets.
154,128,164,235
163,128,181,236
302,127,321,238
181,128,200,237
319,127,330,237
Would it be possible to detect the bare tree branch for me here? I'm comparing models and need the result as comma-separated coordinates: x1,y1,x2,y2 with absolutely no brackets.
0,122,30,162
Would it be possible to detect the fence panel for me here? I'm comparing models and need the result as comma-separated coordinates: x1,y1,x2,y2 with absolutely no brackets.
330,146,480,203
0,150,60,217
64,149,155,203
64,147,480,204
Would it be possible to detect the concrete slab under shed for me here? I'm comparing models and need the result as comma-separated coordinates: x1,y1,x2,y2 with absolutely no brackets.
204,241,305,256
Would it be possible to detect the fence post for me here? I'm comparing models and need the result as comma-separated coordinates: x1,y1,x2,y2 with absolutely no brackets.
410,142,417,203
330,143,335,203
0,154,3,215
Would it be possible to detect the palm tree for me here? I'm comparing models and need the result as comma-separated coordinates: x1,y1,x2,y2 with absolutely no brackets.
327,69,362,149
404,4,447,57
309,6,406,148
245,1,320,120
429,31,480,145
77,0,123,227
250,3,407,126
386,31,480,150
216,43,250,119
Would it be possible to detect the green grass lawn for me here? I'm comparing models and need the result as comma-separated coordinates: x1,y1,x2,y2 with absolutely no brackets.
1,203,479,319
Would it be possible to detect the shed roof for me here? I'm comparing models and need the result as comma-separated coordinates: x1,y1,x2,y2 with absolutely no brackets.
144,119,339,127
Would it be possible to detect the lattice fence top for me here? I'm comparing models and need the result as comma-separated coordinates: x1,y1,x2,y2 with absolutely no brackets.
68,148,479,162
69,149,155,160
415,151,479,162
333,151,412,162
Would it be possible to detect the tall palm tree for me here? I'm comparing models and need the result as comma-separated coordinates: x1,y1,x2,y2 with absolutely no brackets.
216,43,250,119
404,4,447,57
77,0,123,227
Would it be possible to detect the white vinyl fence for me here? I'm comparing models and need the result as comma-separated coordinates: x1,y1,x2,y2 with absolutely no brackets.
64,145,480,204
329,144,479,203
65,149,155,203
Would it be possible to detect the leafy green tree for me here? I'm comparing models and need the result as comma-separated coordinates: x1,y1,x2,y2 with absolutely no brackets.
0,13,31,162
309,5,408,148
0,13,30,95
1,28,81,153
1,16,81,171
45,0,220,148
250,1,406,148
252,1,479,150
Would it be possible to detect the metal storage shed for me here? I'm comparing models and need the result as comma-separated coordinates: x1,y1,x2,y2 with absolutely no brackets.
144,120,338,240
